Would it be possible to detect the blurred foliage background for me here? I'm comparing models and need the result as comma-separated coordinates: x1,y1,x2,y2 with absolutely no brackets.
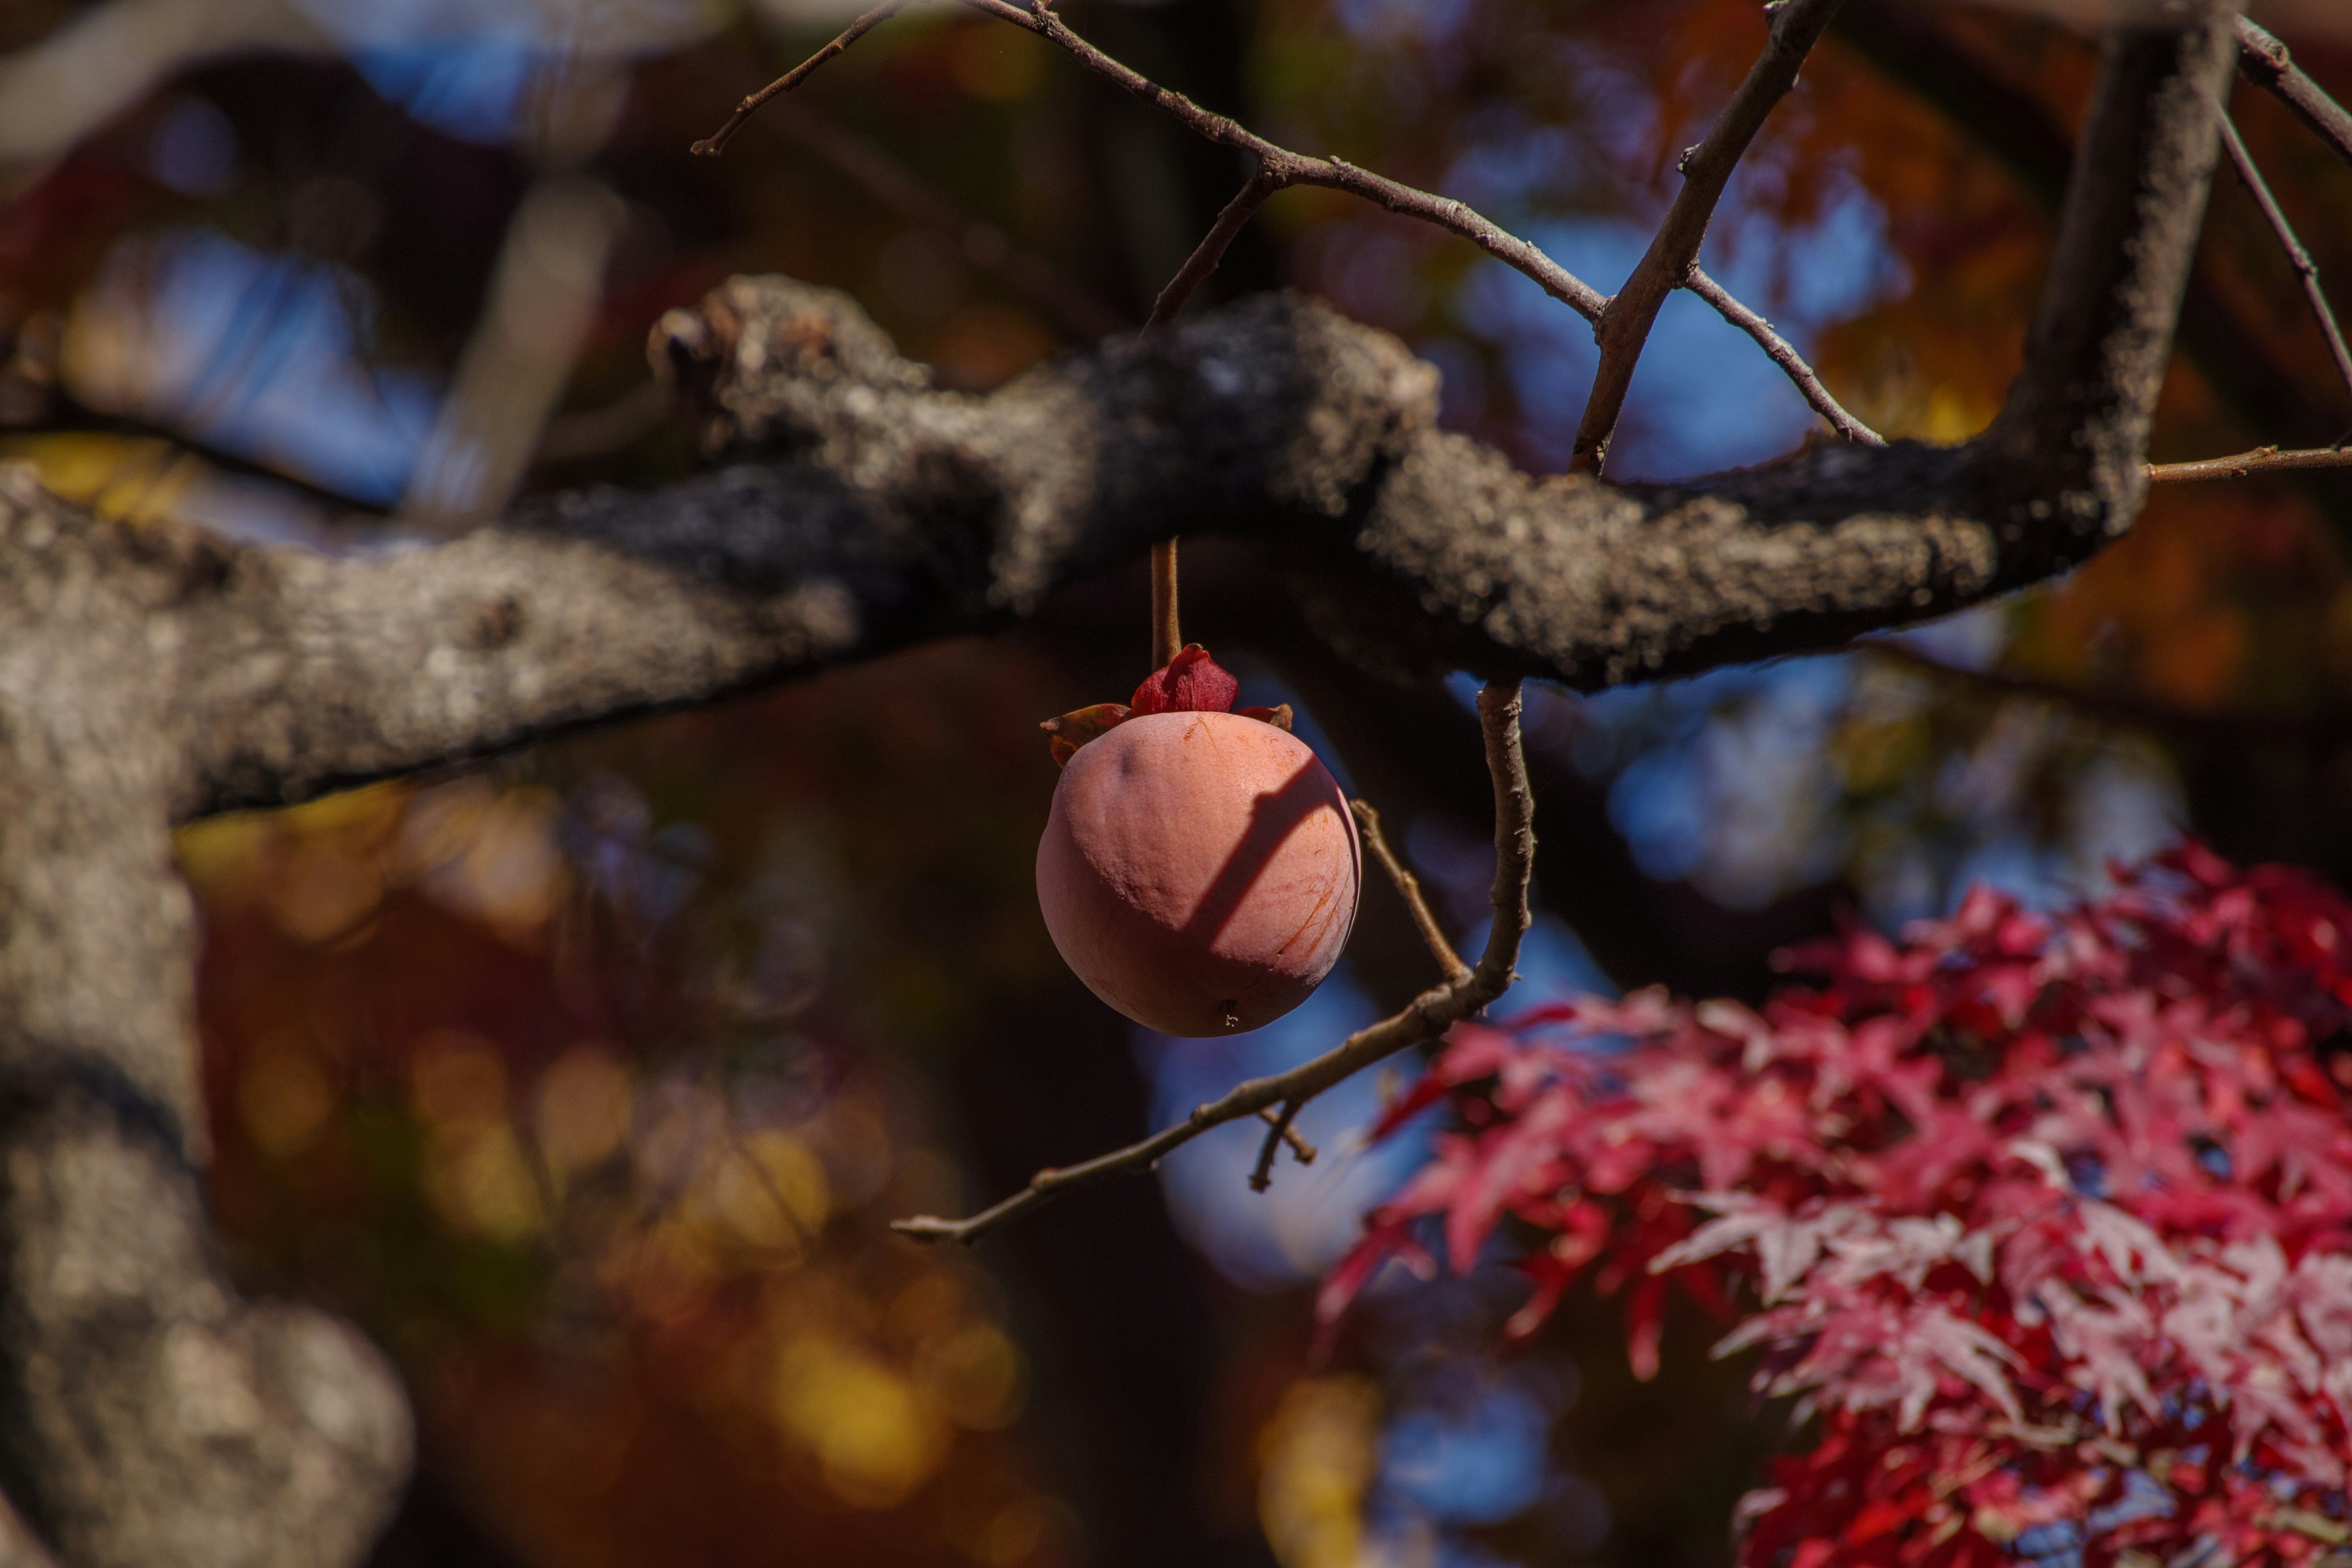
1,0,2348,1564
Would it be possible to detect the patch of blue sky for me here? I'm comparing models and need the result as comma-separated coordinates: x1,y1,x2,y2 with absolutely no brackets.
1378,1373,1556,1523
283,0,717,144
1333,0,1477,45
1602,654,1853,905
351,36,542,144
1138,972,1434,1293
287,0,715,53
1867,601,2016,672
69,228,438,505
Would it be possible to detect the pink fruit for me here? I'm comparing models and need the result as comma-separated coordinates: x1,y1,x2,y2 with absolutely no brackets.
1037,710,1360,1036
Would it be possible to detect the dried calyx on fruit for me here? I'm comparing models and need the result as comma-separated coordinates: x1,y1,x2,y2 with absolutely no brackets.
1034,646,1357,1038
1039,644,1294,767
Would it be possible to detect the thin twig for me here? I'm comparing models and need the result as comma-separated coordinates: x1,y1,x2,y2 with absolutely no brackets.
2217,108,2352,412
1140,170,1285,670
2236,17,2352,175
1147,168,1285,330
1256,1104,1317,1166
1569,0,1850,473
693,0,908,157
950,0,1608,322
1684,266,1885,447
1149,538,1180,668
1350,799,1470,984
2146,443,2352,483
892,682,1532,1245
1250,1101,1306,1192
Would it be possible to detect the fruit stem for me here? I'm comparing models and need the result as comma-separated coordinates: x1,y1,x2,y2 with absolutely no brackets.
1150,537,1181,669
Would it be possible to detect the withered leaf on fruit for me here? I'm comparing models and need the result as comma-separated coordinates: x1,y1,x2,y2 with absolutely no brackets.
1040,645,1292,769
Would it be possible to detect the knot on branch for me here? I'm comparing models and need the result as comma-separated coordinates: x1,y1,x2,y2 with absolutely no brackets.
650,275,938,462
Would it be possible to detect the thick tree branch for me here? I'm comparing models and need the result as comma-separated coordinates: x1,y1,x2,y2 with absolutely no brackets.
0,470,412,1567
891,682,1531,1244
1983,14,2237,528
1569,0,1850,474
157,9,2230,819
2235,16,2352,173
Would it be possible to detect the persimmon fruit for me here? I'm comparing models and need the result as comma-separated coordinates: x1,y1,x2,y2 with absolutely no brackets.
1035,654,1360,1036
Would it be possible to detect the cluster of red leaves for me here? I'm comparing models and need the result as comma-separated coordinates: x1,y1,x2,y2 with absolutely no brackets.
1322,846,2352,1566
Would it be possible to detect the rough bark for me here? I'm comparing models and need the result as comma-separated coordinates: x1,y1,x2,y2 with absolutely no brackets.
0,467,412,1568
0,9,2233,1564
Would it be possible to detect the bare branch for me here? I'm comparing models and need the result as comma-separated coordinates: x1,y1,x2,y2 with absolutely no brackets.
1256,1104,1317,1165
951,0,1608,321
1250,1101,1306,1192
1569,0,1850,474
2236,16,2352,174
2216,108,2352,410
891,682,1531,1245
1351,798,1470,984
2147,442,2352,483
1148,169,1284,331
692,0,907,158
1684,265,1886,447
695,0,1885,437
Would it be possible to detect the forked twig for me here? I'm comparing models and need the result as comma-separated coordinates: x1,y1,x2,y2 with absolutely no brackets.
1251,1101,1308,1193
693,0,907,158
695,0,1872,456
894,682,1532,1245
1569,0,1850,473
1351,799,1470,984
2217,108,2352,410
1256,1104,1317,1164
